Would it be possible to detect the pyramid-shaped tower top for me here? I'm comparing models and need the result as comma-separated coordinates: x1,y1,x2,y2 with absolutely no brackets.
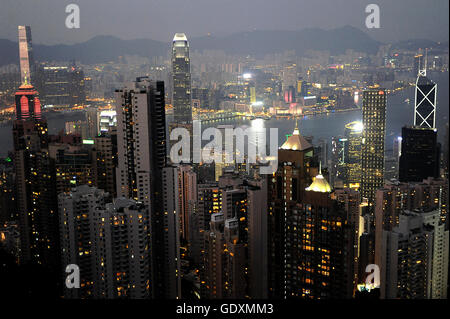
280,117,312,151
305,163,332,193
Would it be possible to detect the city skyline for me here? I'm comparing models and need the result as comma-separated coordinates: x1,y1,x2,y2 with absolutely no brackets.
0,2,449,305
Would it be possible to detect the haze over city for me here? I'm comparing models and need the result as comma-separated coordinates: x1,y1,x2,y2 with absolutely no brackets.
0,0,448,44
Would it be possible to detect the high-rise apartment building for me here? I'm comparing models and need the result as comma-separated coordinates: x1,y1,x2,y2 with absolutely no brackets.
93,132,117,198
379,210,441,299
115,77,175,298
268,121,317,298
284,172,355,299
375,177,448,252
59,186,152,299
202,213,247,299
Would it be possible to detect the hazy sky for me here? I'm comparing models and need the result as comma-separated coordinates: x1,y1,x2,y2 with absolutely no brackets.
0,0,448,44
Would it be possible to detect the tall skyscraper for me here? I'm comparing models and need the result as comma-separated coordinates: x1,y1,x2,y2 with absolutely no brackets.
399,126,440,182
172,33,192,124
414,63,437,129
343,121,363,189
268,121,317,298
202,213,247,299
161,166,182,299
18,26,34,84
115,77,175,298
361,89,386,210
15,81,42,120
12,82,60,270
283,172,355,299
380,211,433,299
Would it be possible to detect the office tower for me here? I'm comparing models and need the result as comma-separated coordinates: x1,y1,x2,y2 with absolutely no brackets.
330,135,346,186
414,63,437,129
172,33,192,124
59,186,152,299
282,61,297,93
85,107,99,138
380,211,434,299
65,120,83,135
413,54,424,77
344,121,363,189
284,172,355,299
15,81,42,120
399,126,440,182
93,131,117,198
361,89,386,210
12,82,61,271
98,110,117,134
268,121,317,298
115,77,169,298
162,167,182,299
202,213,247,299
18,26,34,84
38,65,86,107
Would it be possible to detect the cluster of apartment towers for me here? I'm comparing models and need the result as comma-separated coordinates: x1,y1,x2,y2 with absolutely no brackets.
12,27,448,299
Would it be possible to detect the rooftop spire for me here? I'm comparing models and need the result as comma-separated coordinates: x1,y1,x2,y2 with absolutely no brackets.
293,116,300,135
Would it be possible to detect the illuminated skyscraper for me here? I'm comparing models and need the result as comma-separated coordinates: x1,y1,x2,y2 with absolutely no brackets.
361,89,386,210
284,172,355,299
115,77,173,298
172,33,192,124
18,26,34,84
414,67,437,129
15,81,42,120
344,121,363,189
268,120,317,298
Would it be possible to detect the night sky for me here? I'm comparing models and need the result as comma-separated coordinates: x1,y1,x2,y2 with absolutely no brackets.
0,0,448,44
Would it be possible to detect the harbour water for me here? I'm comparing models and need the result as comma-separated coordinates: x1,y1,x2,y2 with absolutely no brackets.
0,71,448,157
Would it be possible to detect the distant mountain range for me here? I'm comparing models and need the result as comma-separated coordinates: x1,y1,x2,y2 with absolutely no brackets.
0,26,447,67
